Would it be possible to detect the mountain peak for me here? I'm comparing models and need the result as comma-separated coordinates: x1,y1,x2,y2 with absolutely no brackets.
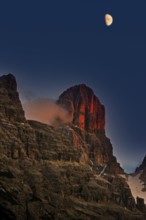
0,73,17,90
0,73,25,122
58,84,105,132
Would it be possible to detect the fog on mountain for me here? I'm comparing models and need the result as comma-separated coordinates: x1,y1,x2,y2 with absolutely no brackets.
23,98,72,125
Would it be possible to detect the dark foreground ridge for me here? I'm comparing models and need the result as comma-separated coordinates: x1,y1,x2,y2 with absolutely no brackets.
0,74,146,220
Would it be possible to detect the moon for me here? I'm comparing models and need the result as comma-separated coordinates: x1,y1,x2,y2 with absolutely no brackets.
105,14,113,26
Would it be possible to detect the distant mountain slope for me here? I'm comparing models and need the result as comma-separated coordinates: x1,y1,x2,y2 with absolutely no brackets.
135,156,146,191
127,156,146,206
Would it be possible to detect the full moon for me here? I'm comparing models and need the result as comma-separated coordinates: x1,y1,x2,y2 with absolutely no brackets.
105,14,113,26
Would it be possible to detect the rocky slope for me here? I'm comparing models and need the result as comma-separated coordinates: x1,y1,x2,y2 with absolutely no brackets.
126,156,146,209
58,84,105,132
58,84,123,175
0,74,25,123
135,156,146,193
0,74,146,220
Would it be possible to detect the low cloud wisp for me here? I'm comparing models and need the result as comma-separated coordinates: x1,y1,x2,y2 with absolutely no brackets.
23,98,71,125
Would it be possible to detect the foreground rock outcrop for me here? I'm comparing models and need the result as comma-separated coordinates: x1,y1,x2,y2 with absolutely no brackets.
0,74,146,220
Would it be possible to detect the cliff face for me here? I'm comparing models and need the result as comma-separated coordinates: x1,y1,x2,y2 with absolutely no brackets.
0,74,25,122
58,84,123,174
58,84,105,132
136,156,146,192
135,156,146,192
135,156,146,173
126,156,146,212
0,74,145,220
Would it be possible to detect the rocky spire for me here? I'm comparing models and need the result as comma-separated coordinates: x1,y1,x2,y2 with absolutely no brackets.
0,73,26,122
58,84,105,132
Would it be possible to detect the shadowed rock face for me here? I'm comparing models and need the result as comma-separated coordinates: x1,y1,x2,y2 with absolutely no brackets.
0,74,146,220
58,84,123,174
0,74,25,122
135,156,146,192
58,84,105,132
135,156,146,173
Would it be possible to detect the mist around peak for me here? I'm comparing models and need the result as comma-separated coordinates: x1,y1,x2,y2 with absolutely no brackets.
23,98,72,125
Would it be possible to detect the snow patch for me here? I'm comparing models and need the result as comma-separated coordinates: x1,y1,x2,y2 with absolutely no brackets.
127,170,146,204
89,159,94,166
119,174,127,180
99,164,107,176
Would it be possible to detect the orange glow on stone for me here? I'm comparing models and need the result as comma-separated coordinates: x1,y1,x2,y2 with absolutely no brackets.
58,84,105,132
80,103,85,113
90,96,94,113
79,114,85,128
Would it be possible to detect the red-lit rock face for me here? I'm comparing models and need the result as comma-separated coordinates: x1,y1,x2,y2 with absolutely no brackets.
58,84,105,132
135,155,146,191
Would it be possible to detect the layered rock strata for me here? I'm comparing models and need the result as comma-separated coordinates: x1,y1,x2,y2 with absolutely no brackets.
58,84,123,174
0,74,145,220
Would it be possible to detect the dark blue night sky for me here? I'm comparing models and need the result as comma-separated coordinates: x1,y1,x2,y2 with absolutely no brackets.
0,0,146,172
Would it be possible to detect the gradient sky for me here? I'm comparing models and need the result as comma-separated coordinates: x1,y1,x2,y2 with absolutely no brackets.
0,0,146,172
